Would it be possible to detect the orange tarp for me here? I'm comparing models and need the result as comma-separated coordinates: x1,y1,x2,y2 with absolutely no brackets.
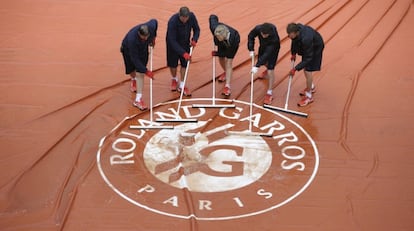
1,0,413,230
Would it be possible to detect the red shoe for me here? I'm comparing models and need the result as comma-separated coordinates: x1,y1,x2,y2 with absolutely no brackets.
298,96,314,107
258,70,267,79
221,86,231,96
170,79,178,91
263,94,273,105
299,86,316,96
130,79,137,92
178,86,192,96
133,99,148,110
218,72,226,82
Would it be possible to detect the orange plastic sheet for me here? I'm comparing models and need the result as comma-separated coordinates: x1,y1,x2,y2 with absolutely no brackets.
1,0,414,230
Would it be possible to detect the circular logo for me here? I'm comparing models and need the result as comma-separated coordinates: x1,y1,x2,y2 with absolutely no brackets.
97,98,319,220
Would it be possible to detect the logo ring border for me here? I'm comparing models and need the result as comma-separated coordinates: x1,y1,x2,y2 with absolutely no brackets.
96,98,320,220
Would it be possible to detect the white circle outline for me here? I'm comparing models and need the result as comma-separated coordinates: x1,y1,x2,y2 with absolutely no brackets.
96,98,319,220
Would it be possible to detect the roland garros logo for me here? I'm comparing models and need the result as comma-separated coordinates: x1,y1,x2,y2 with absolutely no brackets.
97,98,319,220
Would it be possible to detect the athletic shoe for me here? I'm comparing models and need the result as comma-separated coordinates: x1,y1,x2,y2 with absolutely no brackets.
222,86,231,96
130,79,137,92
299,86,316,96
133,99,148,111
297,96,314,107
170,79,178,91
263,94,273,105
217,72,226,82
258,70,267,79
178,87,192,96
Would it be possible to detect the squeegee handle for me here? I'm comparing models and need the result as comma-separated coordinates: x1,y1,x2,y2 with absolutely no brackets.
175,46,194,116
284,60,295,109
149,46,154,122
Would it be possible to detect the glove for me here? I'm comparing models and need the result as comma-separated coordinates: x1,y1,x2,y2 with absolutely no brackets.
183,52,191,61
290,54,296,61
251,66,259,74
289,68,296,76
145,70,154,79
211,51,218,56
191,39,197,47
249,51,255,58
150,37,156,47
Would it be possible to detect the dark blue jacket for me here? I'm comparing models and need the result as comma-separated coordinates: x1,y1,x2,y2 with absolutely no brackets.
209,15,240,49
247,23,280,67
166,12,200,55
121,19,157,73
291,24,324,71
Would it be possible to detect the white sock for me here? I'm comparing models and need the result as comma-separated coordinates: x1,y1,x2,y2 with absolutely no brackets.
225,84,230,88
305,91,312,98
135,93,142,101
267,90,272,95
311,83,315,89
131,77,136,81
172,76,178,81
179,82,185,89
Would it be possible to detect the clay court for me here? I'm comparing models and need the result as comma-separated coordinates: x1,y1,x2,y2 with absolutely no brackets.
1,0,414,230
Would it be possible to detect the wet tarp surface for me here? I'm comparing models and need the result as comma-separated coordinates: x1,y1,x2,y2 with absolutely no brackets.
1,0,414,230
